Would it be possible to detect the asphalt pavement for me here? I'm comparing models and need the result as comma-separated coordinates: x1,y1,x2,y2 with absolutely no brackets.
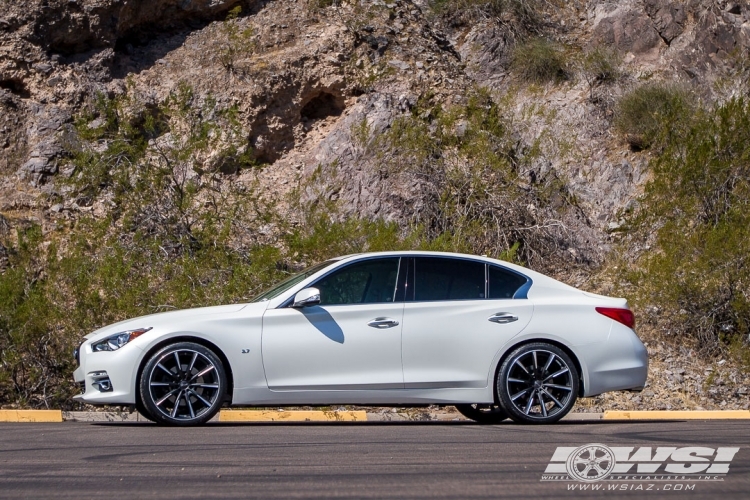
0,420,748,499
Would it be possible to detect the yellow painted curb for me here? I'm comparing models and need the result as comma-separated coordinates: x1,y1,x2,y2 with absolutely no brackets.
219,410,368,422
604,410,750,420
0,410,63,422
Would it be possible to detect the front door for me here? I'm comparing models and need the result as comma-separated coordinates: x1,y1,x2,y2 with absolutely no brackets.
261,257,404,390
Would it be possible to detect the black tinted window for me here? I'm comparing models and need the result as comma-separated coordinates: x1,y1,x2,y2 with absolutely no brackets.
314,258,400,305
414,257,485,301
488,265,527,299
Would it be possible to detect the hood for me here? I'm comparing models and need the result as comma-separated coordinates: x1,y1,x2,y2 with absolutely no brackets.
84,303,253,341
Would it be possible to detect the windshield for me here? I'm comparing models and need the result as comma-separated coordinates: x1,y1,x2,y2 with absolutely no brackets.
251,260,338,302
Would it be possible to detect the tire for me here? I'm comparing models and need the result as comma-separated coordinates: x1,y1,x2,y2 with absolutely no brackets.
139,342,227,426
496,342,579,424
454,404,509,424
135,394,155,422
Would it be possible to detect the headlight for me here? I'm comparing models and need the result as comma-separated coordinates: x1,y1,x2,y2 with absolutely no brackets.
91,327,152,352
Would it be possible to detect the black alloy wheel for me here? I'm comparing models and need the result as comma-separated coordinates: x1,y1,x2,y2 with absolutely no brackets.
454,404,509,424
496,342,579,424
139,342,227,426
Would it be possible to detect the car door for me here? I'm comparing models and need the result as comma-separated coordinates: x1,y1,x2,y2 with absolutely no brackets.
401,257,534,389
261,257,405,390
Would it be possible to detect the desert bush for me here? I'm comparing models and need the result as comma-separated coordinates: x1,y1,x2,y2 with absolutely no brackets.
217,6,255,72
511,38,569,84
626,97,750,361
0,84,270,408
376,88,589,271
581,46,622,86
614,82,692,150
429,0,542,32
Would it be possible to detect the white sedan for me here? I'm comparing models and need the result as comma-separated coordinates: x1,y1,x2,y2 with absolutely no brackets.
73,251,648,425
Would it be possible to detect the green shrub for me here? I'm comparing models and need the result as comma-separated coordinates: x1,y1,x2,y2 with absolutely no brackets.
626,98,750,361
429,0,541,30
0,84,270,408
581,46,622,86
511,38,569,84
308,0,342,9
374,88,582,270
217,6,255,71
614,82,692,150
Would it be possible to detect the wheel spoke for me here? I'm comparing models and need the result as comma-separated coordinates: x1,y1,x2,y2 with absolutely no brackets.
173,351,182,373
190,383,219,389
541,388,565,409
186,393,196,419
511,387,531,401
190,365,215,382
513,359,530,374
170,391,183,417
544,367,569,381
156,363,174,378
507,377,526,384
539,391,548,417
189,389,213,408
543,353,556,372
543,383,572,391
188,352,198,373
155,388,179,406
523,392,534,414
150,382,171,387
532,351,539,370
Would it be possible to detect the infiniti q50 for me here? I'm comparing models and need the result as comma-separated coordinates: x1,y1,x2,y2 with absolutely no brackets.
73,251,648,425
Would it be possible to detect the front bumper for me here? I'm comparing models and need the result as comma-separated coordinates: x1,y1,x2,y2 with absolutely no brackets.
73,340,145,405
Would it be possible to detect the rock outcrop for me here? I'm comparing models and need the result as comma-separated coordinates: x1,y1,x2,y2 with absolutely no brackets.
0,0,749,245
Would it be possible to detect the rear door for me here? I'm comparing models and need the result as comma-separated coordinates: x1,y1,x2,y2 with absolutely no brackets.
401,257,534,389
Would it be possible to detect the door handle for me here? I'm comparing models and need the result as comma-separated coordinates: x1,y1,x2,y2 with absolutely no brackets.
488,312,518,324
368,317,400,329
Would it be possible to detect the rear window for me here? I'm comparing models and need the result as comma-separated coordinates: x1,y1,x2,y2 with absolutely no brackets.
488,265,527,299
414,257,486,301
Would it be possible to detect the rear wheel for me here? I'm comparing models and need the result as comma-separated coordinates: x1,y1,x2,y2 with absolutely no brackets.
454,404,509,424
497,343,579,424
139,342,227,426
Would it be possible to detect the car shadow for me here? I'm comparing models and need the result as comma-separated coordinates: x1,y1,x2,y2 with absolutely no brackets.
87,419,683,427
298,306,345,344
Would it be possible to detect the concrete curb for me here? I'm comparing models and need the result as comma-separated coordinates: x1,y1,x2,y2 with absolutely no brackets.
604,410,750,420
1,409,748,423
0,410,63,422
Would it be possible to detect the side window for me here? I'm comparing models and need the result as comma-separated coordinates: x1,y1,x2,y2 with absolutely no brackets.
414,257,485,301
313,258,400,305
488,265,527,299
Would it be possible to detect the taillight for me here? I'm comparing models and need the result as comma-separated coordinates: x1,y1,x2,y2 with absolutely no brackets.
596,307,635,329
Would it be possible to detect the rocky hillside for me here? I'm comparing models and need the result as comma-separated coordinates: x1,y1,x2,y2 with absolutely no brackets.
1,0,749,410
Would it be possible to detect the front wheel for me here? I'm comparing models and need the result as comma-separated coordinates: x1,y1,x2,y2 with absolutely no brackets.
454,404,509,424
496,343,579,424
139,342,227,426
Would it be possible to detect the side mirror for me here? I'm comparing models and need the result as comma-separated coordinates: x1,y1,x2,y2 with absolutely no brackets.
292,287,321,308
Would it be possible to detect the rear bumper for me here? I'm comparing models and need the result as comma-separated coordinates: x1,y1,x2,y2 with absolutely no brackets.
581,322,649,397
